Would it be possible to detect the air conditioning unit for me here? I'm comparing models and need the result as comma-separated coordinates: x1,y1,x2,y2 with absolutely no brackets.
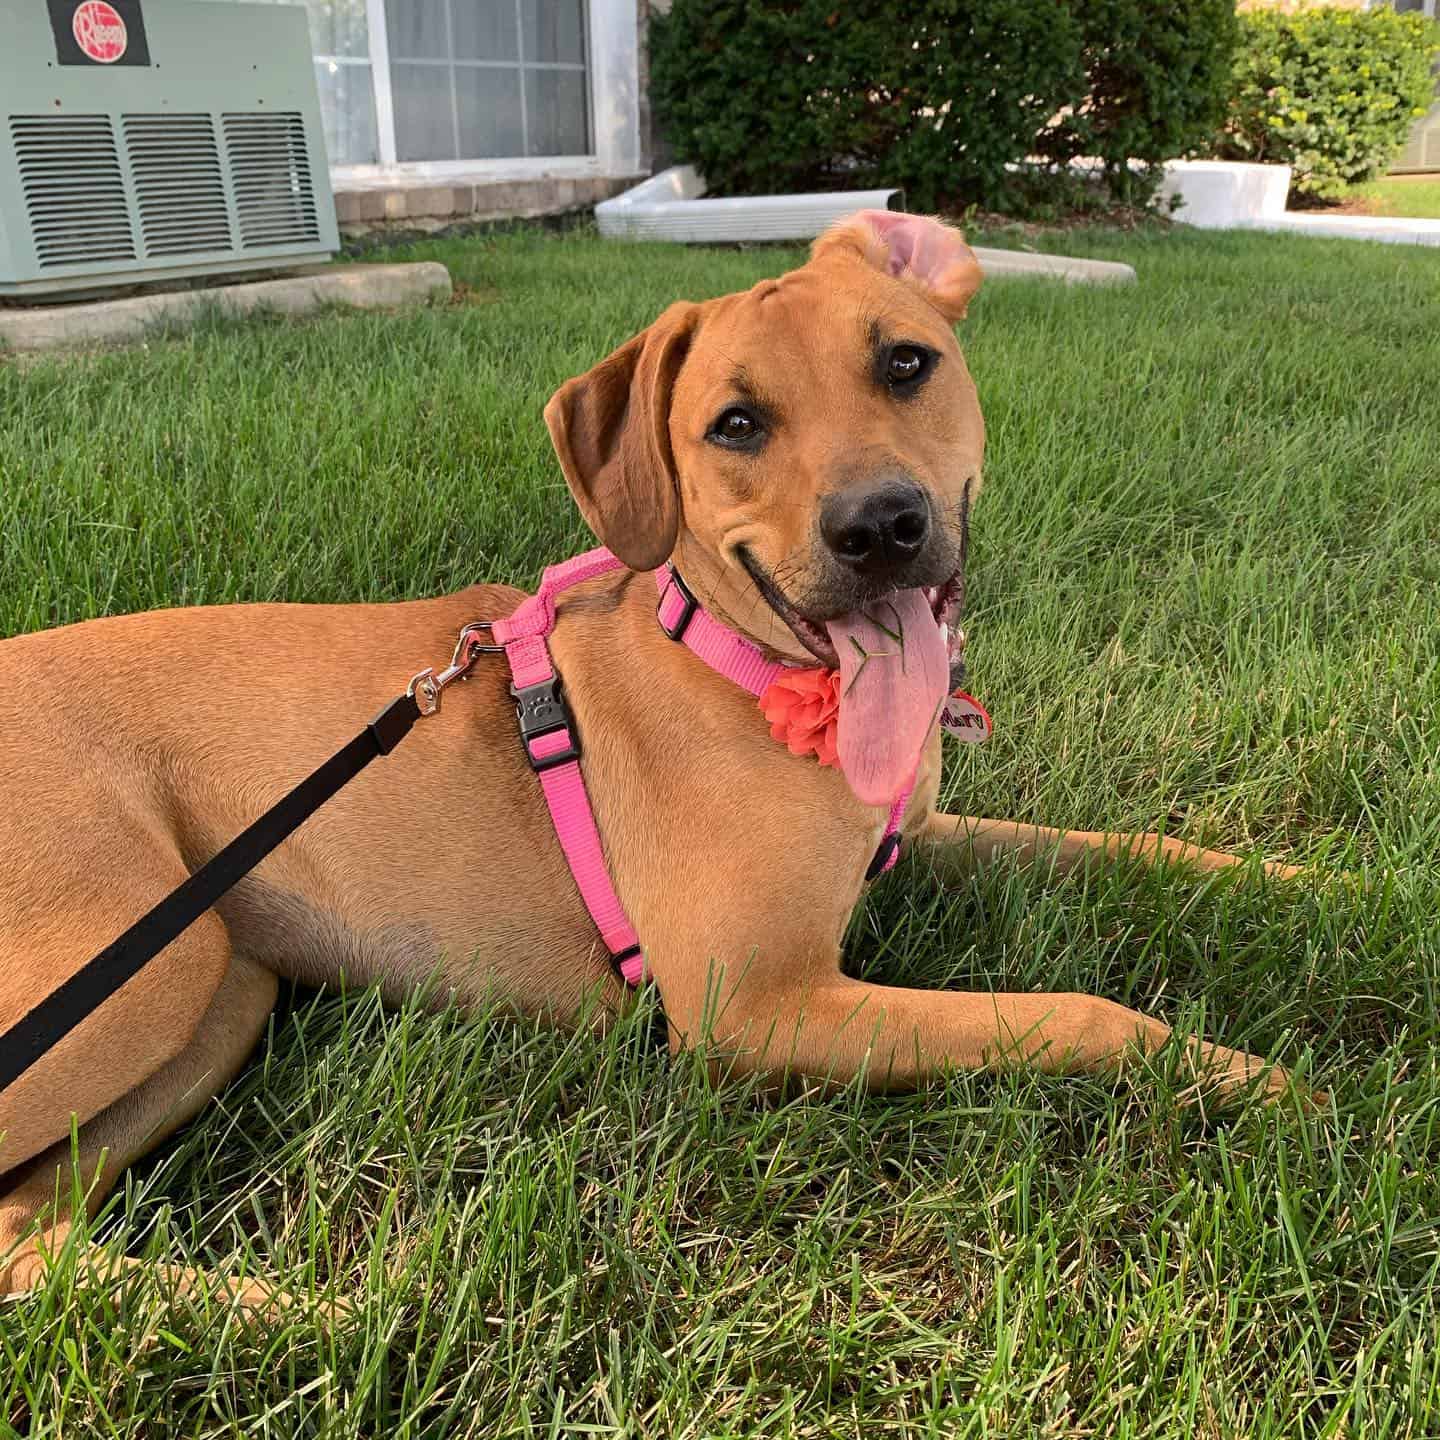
0,0,339,298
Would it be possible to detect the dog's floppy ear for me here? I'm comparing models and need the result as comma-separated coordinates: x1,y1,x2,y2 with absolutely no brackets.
813,210,982,322
544,301,699,571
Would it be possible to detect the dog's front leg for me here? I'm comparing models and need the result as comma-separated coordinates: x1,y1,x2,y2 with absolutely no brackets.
915,812,1304,884
650,935,1288,1104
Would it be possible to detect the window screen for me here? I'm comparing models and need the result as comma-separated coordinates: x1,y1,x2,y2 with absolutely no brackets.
385,0,590,162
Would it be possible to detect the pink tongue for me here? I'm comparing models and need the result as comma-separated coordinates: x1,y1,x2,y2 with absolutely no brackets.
826,589,949,806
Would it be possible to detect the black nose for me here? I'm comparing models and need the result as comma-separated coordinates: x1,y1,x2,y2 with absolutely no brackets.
820,481,932,576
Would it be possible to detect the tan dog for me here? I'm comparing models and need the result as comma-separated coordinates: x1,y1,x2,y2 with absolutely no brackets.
0,212,1299,1302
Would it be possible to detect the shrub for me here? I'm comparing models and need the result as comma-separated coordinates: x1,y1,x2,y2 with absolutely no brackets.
649,0,1239,214
1037,0,1240,200
1216,6,1440,201
649,0,1077,213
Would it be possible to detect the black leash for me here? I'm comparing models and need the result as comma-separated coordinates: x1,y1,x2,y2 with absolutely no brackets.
0,624,495,1095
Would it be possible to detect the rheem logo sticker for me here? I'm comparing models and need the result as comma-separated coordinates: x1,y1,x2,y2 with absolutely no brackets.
47,0,149,66
71,0,129,63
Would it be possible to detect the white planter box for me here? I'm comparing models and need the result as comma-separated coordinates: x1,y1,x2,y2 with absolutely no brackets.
1159,160,1292,229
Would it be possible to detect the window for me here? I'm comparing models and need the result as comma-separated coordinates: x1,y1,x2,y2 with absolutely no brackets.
251,0,604,167
385,0,588,161
264,0,379,165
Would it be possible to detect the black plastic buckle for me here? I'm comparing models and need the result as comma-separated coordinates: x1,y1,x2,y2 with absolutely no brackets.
511,675,580,772
658,568,700,643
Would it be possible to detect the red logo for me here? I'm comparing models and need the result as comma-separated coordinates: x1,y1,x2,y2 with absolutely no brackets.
72,1,128,63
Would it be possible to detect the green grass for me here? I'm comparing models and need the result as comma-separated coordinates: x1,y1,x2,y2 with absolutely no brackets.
1346,175,1440,219
2,222,1440,1437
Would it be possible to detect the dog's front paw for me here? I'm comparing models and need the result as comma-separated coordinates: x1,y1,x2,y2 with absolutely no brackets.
1182,1040,1322,1111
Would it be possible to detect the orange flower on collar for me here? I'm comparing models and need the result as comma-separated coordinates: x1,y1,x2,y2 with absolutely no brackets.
759,667,841,768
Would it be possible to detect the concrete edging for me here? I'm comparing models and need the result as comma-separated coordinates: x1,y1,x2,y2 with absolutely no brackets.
0,262,453,354
595,166,1137,285
1250,211,1440,246
970,247,1135,286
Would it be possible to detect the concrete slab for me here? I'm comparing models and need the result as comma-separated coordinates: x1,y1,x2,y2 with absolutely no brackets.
0,262,452,354
1248,212,1440,247
972,246,1136,286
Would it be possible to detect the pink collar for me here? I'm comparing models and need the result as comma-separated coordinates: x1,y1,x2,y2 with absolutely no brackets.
492,548,913,988
655,565,788,696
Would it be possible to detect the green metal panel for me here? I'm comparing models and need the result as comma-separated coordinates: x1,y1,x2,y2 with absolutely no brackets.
0,0,339,296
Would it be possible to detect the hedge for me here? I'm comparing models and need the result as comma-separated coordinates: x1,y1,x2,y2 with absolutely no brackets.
1216,6,1440,201
649,0,1238,213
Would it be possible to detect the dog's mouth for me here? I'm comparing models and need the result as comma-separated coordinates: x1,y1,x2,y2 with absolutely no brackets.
738,548,964,674
737,549,963,807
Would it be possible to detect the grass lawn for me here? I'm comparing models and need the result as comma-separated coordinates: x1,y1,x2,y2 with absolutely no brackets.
1344,174,1440,219
3,222,1440,1437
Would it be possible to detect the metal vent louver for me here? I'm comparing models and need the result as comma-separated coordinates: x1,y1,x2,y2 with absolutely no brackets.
222,112,320,250
10,115,137,268
2,0,337,297
122,113,232,257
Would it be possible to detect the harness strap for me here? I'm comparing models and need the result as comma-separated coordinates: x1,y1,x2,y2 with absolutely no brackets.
493,548,646,986
496,550,915,990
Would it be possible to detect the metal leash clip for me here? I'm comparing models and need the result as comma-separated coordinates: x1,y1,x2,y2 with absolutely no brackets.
407,621,505,717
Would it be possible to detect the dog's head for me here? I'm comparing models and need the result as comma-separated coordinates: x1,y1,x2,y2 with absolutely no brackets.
545,211,985,804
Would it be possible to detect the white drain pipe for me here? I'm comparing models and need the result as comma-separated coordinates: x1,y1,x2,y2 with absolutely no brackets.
595,165,901,243
594,166,1138,284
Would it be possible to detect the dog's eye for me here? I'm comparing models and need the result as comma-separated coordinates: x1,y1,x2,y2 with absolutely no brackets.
710,408,761,446
886,345,928,385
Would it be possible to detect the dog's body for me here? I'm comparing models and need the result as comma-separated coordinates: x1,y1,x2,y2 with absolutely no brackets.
0,213,1297,1301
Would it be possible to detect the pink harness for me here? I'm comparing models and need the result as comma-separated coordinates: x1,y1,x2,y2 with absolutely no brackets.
491,547,913,988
